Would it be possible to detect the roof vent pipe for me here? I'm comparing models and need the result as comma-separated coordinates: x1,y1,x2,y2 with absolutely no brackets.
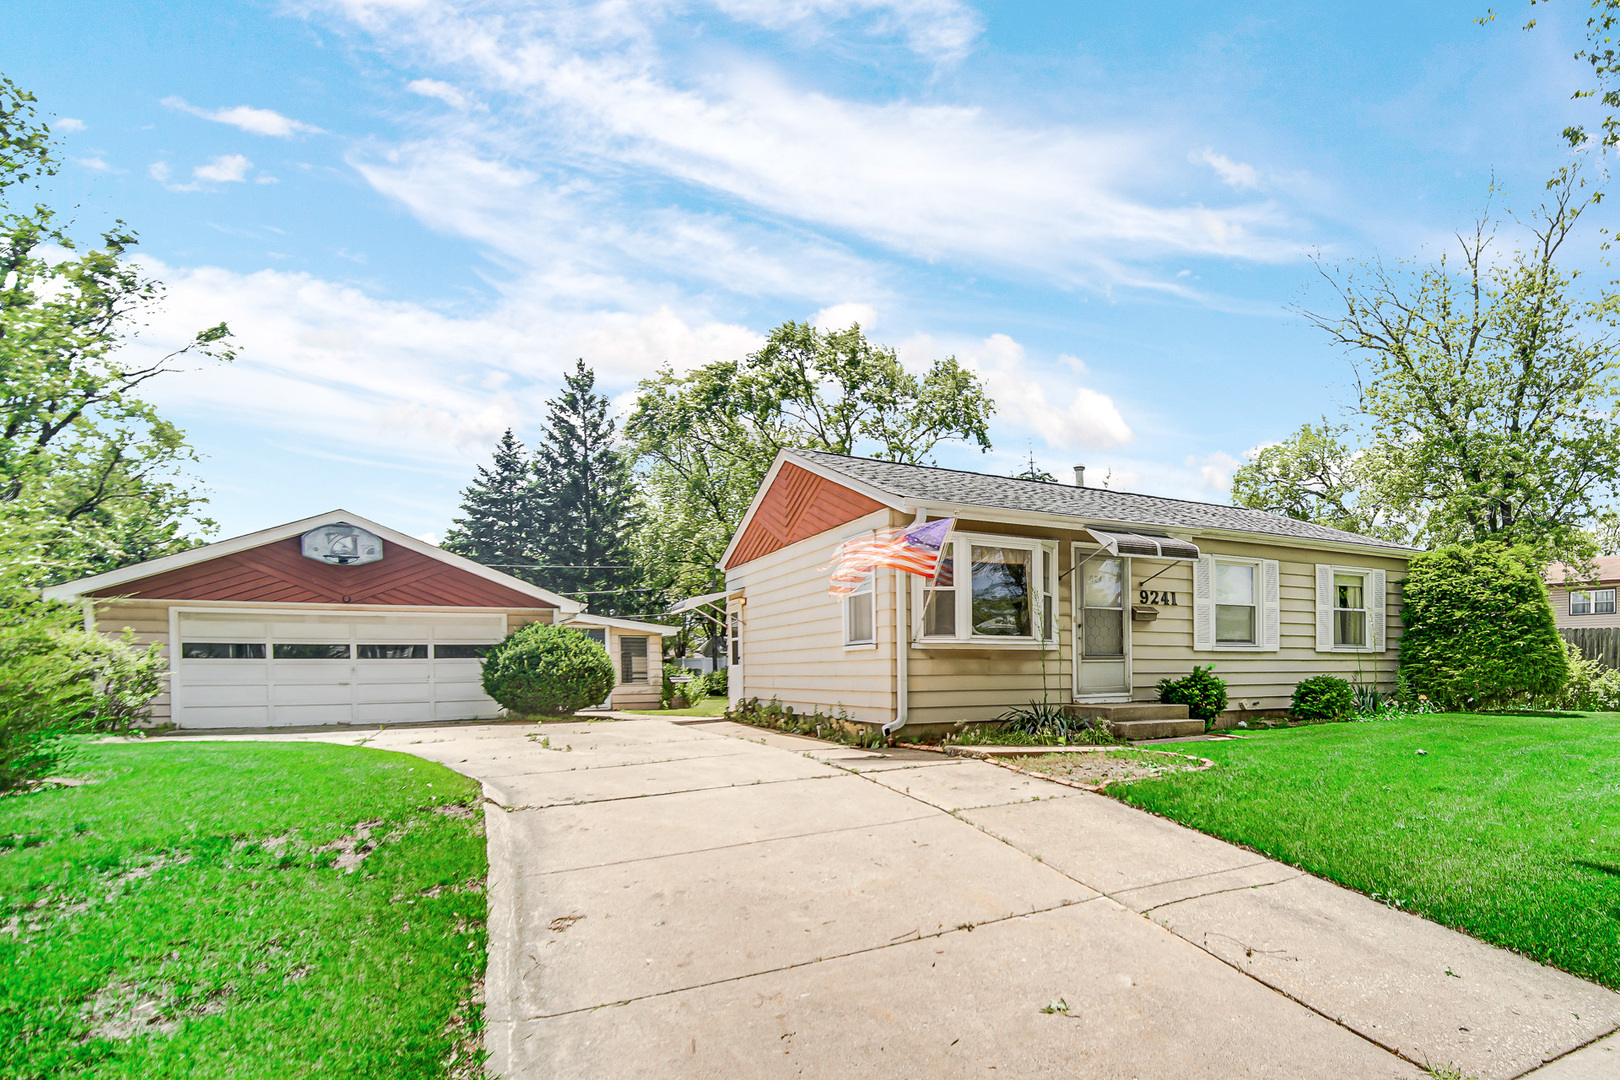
1073,465,1086,487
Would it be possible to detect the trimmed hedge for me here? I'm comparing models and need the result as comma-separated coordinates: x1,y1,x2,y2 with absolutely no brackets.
1292,674,1354,721
1400,544,1568,711
481,623,615,717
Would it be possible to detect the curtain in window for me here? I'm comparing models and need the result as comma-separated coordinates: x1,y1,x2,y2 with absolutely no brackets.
971,546,1032,636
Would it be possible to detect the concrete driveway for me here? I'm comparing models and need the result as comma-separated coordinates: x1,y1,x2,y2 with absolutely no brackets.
230,717,1620,1079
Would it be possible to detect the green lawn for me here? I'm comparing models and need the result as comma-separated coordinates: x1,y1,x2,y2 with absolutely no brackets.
1114,713,1620,989
0,740,487,1079
623,695,728,717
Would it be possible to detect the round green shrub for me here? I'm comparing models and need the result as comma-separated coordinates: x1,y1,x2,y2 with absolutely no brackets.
481,623,616,717
1156,665,1228,721
1291,674,1354,721
1400,544,1568,711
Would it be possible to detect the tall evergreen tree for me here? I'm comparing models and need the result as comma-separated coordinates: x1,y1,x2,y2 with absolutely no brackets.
442,429,540,577
533,360,640,614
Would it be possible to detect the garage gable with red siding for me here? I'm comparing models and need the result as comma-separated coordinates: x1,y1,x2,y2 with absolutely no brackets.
92,536,550,609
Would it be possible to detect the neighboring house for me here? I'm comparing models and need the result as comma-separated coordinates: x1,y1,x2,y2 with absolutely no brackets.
1545,556,1620,630
719,450,1420,734
43,510,672,728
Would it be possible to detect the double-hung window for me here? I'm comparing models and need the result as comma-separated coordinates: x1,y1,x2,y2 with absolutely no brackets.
1214,559,1258,645
1571,588,1617,616
844,575,876,646
728,610,741,665
1333,572,1368,647
917,534,1058,644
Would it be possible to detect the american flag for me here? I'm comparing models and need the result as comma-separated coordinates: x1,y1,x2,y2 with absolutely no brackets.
827,518,955,597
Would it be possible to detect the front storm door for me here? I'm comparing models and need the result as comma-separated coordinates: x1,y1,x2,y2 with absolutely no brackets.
1075,552,1130,698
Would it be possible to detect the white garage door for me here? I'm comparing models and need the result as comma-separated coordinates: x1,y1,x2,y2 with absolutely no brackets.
172,610,507,728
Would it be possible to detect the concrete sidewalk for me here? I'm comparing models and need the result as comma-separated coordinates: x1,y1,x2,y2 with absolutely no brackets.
220,717,1620,1079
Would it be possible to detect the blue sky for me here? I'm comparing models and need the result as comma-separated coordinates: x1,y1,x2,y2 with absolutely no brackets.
6,1,1601,541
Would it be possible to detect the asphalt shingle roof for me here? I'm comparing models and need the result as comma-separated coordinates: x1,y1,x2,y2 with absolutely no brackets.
795,450,1416,553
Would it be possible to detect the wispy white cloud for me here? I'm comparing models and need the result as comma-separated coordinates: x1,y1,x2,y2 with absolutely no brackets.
56,117,86,132
708,0,982,61
407,77,473,109
75,156,111,171
161,95,324,137
811,301,878,331
193,154,253,183
303,0,1305,294
1192,146,1261,190
901,331,1134,452
133,260,763,463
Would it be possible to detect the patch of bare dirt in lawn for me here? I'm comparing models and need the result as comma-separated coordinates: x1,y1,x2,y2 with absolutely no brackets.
1014,749,1209,788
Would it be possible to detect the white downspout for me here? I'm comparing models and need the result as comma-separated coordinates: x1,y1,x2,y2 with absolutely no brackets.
882,510,925,738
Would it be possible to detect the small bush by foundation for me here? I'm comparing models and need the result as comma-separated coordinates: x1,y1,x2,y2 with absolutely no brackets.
1292,675,1355,722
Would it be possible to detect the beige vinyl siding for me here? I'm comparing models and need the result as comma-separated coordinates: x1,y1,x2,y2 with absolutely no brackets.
728,507,906,725
1548,585,1620,630
726,511,1411,730
905,524,1407,727
1127,539,1404,713
93,600,174,722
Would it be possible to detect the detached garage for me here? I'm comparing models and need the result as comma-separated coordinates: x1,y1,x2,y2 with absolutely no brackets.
44,510,671,728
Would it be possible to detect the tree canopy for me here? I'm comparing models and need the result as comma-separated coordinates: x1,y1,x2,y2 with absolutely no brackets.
625,321,995,612
1231,170,1620,562
0,76,232,587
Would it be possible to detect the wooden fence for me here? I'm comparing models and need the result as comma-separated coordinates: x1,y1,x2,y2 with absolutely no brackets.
1560,627,1620,670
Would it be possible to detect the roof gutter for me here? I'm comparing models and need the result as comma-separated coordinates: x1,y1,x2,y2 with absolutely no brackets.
899,501,1420,561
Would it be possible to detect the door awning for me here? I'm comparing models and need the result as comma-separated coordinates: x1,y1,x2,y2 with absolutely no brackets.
1086,529,1200,561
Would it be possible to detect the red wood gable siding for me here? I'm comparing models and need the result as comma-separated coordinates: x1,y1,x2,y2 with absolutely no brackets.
91,537,554,609
725,463,887,568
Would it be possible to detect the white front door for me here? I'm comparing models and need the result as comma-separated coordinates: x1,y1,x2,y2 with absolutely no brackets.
172,610,507,727
1074,550,1131,699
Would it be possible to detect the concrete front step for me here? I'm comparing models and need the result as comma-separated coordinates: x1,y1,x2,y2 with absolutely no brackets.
1065,702,1190,723
1111,718,1209,741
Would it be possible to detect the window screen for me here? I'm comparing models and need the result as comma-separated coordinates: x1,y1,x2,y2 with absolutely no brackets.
1214,561,1256,644
845,576,875,644
619,636,649,684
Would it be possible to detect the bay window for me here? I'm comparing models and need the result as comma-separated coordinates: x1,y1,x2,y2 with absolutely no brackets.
918,534,1057,644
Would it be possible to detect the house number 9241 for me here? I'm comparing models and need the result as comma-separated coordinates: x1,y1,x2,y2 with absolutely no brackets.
1139,590,1177,606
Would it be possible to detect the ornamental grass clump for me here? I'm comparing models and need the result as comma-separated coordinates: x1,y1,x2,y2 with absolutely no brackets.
1156,665,1228,727
1400,544,1568,711
1292,674,1355,722
481,624,615,717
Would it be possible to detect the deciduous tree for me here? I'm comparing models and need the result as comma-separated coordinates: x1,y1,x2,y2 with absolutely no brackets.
1233,171,1620,562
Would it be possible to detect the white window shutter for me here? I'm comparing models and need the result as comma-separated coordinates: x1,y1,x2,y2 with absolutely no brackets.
1370,569,1387,652
1262,560,1281,651
1315,563,1334,652
1192,555,1214,651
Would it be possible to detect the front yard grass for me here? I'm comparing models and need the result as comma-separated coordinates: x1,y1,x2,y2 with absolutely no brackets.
0,739,488,1079
1113,712,1620,989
